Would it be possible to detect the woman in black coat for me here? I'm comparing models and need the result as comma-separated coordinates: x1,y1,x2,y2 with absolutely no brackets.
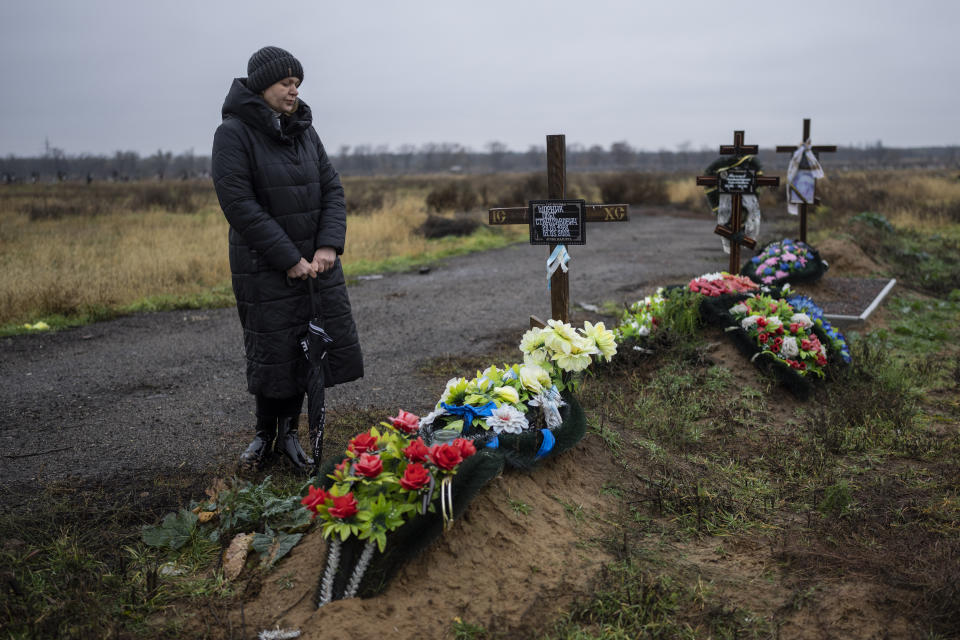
212,46,363,471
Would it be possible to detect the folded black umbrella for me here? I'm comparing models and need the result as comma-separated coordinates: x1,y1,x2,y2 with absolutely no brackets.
300,277,334,475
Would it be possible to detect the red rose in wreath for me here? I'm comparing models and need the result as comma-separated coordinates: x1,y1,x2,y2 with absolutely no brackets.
354,453,383,478
399,462,431,491
328,493,358,519
429,443,463,471
348,432,378,456
301,485,329,517
453,438,476,459
403,437,430,463
390,409,420,434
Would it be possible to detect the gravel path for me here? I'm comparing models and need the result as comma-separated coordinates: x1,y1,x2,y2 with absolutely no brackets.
0,208,728,501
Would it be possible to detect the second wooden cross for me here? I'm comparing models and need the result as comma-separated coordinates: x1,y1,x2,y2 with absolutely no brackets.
696,130,780,274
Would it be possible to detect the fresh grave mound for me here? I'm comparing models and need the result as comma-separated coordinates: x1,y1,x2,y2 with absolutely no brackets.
769,235,894,320
206,319,620,637
299,321,614,605
226,434,618,639
615,273,851,400
813,236,886,277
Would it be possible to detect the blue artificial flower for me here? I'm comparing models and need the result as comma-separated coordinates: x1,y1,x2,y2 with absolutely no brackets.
787,294,852,364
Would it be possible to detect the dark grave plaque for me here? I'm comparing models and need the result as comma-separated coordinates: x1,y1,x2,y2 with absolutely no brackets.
528,199,586,246
718,169,756,194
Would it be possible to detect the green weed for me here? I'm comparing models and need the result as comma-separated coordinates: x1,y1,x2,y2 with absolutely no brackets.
546,560,772,639
818,480,854,518
509,499,532,516
452,616,490,639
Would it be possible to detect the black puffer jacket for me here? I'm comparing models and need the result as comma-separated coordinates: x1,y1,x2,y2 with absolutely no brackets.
212,78,363,397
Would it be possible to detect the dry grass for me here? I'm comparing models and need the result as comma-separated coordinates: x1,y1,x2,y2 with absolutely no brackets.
666,177,703,209
341,193,429,267
0,181,525,328
0,205,230,324
819,170,960,224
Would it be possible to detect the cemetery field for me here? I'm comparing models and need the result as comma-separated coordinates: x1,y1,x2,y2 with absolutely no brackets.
0,169,753,333
1,168,959,638
4,170,957,333
3,170,959,328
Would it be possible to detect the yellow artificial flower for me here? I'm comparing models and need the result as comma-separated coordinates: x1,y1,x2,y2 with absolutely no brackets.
523,351,554,375
492,385,519,405
519,327,545,354
553,350,593,372
518,363,550,393
582,321,617,361
542,329,573,355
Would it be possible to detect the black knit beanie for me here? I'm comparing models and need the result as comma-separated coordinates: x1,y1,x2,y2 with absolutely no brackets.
246,46,303,94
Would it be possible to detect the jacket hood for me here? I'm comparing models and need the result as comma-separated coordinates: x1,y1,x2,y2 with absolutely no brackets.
221,78,313,143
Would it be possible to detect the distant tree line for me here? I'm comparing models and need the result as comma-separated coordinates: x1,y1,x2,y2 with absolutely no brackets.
0,145,210,184
3,139,958,183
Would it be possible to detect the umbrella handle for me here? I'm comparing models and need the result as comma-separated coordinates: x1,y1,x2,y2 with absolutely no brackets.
310,406,325,475
308,274,319,320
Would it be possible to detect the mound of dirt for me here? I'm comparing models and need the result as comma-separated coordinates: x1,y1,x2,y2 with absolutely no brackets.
220,436,619,639
814,236,886,277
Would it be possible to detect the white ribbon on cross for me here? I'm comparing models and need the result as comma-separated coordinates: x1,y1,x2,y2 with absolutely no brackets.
546,244,569,289
717,194,761,254
786,139,825,215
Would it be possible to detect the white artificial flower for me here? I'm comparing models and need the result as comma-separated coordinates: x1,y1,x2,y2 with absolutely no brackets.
790,313,813,330
485,404,529,435
418,407,447,430
700,272,724,281
741,316,760,331
729,303,749,316
552,336,595,372
553,351,592,372
781,336,799,358
765,316,783,331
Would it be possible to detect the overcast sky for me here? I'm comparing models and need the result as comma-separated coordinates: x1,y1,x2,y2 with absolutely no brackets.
1,0,958,157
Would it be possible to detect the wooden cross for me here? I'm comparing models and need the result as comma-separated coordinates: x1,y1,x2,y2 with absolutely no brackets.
776,118,836,243
696,130,780,274
488,134,629,326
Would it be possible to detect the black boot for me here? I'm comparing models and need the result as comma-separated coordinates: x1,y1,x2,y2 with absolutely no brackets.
239,415,277,469
275,415,313,472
